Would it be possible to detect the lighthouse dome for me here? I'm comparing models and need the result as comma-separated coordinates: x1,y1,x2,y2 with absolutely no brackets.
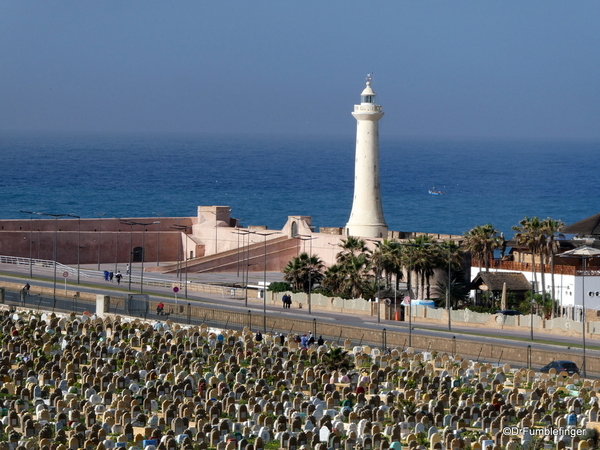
361,82,375,97
360,81,376,104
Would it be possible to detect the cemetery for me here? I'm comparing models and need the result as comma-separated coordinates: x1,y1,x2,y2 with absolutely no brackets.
0,306,598,450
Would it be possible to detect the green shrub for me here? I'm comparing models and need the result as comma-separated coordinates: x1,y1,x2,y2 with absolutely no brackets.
268,282,291,293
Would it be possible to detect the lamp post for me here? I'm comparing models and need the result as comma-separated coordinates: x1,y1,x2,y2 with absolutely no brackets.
153,212,164,266
366,238,383,323
171,224,191,299
36,212,67,308
235,218,245,277
208,208,231,255
128,221,159,293
441,241,462,332
67,214,82,284
95,212,106,271
114,218,120,273
530,280,536,341
396,242,420,347
19,210,35,278
234,229,252,306
560,246,600,378
120,220,135,290
249,230,280,333
295,234,318,315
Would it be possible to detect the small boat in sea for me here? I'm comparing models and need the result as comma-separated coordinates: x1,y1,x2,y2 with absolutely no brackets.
428,187,444,195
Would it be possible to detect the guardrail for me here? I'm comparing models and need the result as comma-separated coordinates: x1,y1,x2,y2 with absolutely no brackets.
0,255,242,299
0,255,93,278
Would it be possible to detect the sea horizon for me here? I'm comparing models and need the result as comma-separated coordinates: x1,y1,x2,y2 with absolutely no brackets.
2,130,599,240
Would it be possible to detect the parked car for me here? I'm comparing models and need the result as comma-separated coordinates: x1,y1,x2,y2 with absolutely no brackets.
495,310,523,316
540,360,580,375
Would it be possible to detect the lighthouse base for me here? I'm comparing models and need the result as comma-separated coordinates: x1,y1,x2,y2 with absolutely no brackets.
345,223,388,239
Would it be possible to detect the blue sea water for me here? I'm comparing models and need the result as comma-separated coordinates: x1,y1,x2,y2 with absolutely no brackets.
1,131,598,239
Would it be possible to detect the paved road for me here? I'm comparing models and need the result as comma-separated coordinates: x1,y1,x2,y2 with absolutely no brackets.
0,260,597,370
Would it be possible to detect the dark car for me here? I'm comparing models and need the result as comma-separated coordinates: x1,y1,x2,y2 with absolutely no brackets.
540,360,580,375
495,310,523,316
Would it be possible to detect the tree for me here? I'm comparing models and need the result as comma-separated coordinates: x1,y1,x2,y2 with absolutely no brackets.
319,347,355,372
541,217,565,318
434,240,466,308
464,224,502,272
282,252,324,292
338,253,373,299
321,264,346,296
372,239,404,289
336,236,368,264
283,256,305,291
512,216,544,300
410,235,438,299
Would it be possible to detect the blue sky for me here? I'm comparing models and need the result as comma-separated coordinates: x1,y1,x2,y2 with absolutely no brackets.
1,2,599,139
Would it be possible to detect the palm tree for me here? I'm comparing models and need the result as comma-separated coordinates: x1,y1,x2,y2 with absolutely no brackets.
321,264,346,296
512,216,545,300
464,224,502,272
320,347,355,372
398,236,437,299
336,236,368,264
339,253,373,298
541,217,565,317
373,239,404,289
435,240,466,308
283,255,305,291
283,252,324,292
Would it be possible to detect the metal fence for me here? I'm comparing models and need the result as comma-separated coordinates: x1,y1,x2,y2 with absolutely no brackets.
0,255,242,299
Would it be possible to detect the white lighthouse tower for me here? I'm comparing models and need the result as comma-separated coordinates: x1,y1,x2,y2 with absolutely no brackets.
345,75,388,238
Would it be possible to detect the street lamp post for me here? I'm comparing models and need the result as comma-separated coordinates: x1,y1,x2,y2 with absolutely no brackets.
95,213,106,271
366,238,383,323
447,253,451,331
36,212,67,309
120,221,135,291
234,229,252,306
128,221,159,293
67,214,82,285
441,241,462,332
530,280,535,341
171,224,192,299
235,218,245,277
19,210,35,278
395,242,418,347
153,212,164,266
295,234,318,315
249,230,280,333
115,218,120,273
208,209,231,256
560,246,600,378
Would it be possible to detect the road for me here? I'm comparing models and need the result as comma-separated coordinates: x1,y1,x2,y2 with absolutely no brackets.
0,260,596,371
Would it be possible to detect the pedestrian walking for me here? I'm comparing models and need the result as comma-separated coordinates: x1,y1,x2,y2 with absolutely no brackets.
115,271,122,285
109,271,114,282
126,264,130,275
300,334,308,348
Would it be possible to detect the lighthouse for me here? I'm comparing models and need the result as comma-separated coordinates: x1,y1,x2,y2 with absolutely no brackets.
345,75,388,239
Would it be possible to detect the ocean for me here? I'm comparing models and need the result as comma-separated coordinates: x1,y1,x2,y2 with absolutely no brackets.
1,131,598,239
